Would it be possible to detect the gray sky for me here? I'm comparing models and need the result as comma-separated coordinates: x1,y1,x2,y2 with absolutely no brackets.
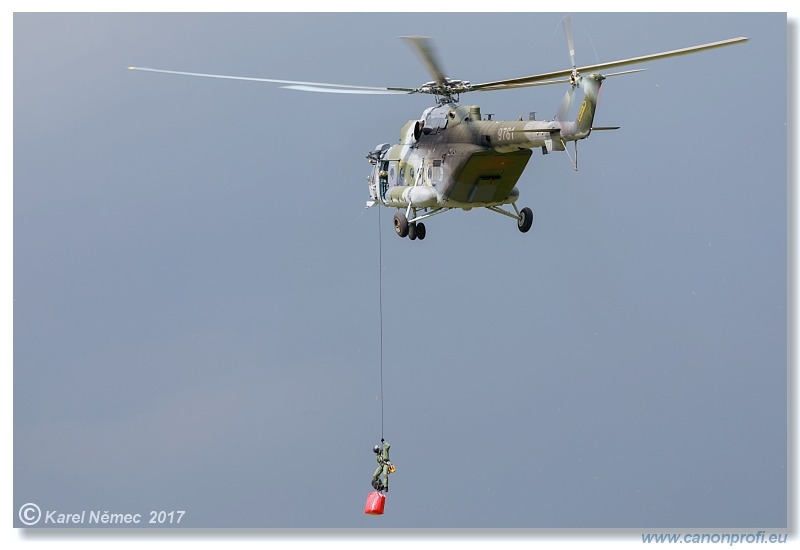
10,8,790,535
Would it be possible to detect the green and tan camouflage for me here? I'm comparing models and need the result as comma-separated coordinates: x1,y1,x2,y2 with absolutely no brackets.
365,73,605,239
367,80,601,209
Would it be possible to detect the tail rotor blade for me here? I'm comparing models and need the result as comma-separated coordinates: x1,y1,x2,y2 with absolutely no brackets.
562,14,576,69
557,86,574,122
556,85,576,136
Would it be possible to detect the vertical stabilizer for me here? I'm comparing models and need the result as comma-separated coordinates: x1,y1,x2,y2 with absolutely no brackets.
575,74,603,137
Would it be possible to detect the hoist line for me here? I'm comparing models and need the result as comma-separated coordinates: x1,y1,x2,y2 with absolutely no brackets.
377,203,384,440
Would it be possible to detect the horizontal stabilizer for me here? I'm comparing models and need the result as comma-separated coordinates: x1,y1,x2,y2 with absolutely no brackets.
591,126,620,131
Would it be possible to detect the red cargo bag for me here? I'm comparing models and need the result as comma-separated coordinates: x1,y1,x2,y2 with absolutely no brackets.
364,491,386,515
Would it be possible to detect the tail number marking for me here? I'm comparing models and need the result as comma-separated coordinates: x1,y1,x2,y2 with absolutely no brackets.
497,127,514,141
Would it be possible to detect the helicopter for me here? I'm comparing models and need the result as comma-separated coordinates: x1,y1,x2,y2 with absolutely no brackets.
129,17,747,241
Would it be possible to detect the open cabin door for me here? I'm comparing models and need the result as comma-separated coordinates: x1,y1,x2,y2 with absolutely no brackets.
379,160,402,200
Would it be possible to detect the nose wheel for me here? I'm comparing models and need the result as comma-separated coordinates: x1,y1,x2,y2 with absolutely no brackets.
393,212,426,241
393,212,409,237
408,222,426,240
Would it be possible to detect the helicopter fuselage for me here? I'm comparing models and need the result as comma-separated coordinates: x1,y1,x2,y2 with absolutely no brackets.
365,73,604,240
367,101,588,212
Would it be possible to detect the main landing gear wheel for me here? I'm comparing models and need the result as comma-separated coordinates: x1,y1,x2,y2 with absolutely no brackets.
415,222,426,240
517,206,534,233
393,212,409,237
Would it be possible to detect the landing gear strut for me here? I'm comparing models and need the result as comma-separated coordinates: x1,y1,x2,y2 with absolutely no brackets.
395,204,531,238
484,203,534,233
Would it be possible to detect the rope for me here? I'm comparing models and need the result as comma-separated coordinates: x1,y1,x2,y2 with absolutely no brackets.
377,203,384,440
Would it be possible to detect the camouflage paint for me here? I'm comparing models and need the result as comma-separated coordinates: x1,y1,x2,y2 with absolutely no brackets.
366,75,602,212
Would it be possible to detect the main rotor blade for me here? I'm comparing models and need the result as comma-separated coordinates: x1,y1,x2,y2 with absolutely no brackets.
475,69,646,93
604,68,647,78
127,66,415,93
282,84,412,95
474,78,572,92
470,36,747,91
401,35,449,88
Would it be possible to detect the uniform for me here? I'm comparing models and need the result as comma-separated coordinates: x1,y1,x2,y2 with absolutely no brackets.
371,440,391,492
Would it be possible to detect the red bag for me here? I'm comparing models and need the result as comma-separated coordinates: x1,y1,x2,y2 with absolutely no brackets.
364,491,386,515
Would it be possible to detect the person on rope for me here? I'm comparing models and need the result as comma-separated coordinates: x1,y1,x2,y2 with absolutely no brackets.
371,439,394,492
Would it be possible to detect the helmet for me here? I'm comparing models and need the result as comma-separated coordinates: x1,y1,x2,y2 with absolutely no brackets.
373,445,381,454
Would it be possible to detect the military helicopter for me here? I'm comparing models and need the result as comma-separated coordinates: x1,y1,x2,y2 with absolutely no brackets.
129,16,746,241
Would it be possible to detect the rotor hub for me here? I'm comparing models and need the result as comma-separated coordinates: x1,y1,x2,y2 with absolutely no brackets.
418,78,471,103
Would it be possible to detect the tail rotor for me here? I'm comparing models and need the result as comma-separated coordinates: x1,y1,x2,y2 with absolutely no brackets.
562,14,579,88
555,15,580,141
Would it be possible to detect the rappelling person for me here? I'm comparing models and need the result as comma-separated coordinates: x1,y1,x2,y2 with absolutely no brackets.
371,439,394,493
